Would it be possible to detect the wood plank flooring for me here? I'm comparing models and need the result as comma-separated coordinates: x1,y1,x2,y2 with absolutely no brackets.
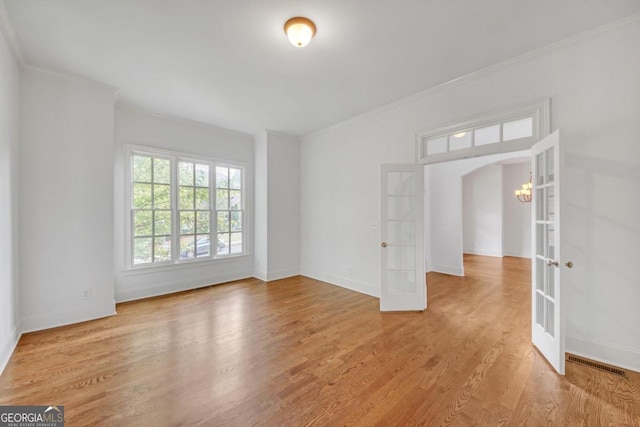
1,255,639,426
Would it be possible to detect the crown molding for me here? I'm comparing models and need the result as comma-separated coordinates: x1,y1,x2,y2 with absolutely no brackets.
116,102,254,139
301,13,640,142
26,65,120,95
0,0,25,68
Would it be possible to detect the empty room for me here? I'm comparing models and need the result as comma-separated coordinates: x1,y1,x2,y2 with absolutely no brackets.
1,1,639,425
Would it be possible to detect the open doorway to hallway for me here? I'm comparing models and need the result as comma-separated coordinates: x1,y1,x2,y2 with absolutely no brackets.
461,158,532,271
424,150,532,304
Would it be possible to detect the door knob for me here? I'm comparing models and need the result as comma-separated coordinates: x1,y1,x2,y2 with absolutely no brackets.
546,259,559,267
565,261,573,268
381,242,387,248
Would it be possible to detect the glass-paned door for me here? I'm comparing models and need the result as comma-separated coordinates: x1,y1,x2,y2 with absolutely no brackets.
380,164,426,311
531,130,564,374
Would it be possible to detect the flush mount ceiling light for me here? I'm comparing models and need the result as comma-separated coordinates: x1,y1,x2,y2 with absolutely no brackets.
284,17,316,47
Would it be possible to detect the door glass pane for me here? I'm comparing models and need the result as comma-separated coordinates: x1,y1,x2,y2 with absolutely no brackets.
546,299,555,337
536,258,544,291
536,224,545,256
536,188,545,221
503,117,533,141
474,124,500,146
536,153,544,185
388,221,414,245
547,263,555,299
387,196,415,220
546,186,554,221
449,132,472,151
546,148,555,182
426,136,447,155
387,172,402,195
547,224,555,259
401,172,415,195
536,292,545,327
387,246,415,270
387,270,416,294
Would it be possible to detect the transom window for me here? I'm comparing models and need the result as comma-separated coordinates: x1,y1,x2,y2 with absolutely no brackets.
417,99,550,164
127,146,245,267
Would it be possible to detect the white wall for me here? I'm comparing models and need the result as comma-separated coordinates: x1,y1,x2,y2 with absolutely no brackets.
502,162,532,258
426,151,527,276
254,130,300,281
254,131,268,280
114,106,254,302
0,27,20,372
300,17,640,371
19,67,117,332
462,164,503,257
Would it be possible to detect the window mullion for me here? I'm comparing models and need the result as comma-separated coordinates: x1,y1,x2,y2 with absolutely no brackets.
171,156,178,263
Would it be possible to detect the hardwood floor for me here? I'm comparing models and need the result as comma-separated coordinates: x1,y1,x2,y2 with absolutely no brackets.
1,255,639,426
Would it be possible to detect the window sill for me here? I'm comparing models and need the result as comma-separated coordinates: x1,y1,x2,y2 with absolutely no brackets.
122,254,251,276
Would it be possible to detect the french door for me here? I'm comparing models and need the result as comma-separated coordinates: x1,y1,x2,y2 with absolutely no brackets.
531,130,564,374
379,164,426,311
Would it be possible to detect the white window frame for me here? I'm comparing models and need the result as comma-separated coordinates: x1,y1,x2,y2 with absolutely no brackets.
124,144,249,270
416,98,550,164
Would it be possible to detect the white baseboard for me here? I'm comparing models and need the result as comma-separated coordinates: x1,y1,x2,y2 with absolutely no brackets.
115,272,253,302
566,334,640,373
254,268,299,282
0,326,21,376
463,248,503,257
253,269,267,282
300,268,379,298
502,250,532,258
21,300,116,334
429,263,464,277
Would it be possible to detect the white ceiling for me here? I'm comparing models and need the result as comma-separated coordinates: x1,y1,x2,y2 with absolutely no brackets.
4,0,640,136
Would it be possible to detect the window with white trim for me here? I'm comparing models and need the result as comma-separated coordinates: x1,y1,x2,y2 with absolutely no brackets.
127,146,245,267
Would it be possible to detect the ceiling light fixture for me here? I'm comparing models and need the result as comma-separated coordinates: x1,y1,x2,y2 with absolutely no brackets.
284,17,316,47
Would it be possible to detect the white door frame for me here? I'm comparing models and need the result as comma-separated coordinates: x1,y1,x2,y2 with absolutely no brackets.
417,124,564,374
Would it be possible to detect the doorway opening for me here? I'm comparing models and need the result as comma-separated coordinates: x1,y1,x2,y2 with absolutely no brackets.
424,149,531,278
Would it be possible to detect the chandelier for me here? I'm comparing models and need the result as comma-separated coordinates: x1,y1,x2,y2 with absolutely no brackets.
515,172,532,203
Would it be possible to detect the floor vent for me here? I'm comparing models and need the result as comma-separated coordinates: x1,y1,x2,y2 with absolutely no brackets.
567,355,626,377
